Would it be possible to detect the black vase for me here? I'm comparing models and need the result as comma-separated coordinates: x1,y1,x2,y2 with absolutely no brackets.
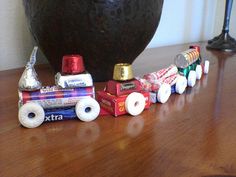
23,0,164,81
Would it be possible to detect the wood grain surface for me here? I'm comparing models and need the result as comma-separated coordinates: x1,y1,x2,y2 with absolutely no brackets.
1,42,236,177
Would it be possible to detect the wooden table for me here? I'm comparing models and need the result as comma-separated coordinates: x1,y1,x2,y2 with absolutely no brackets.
1,42,236,177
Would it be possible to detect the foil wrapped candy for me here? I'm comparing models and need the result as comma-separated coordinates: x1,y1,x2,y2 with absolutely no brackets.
18,47,42,91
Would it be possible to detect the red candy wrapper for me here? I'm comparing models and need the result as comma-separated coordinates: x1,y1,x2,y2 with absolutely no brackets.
97,91,150,117
105,79,142,96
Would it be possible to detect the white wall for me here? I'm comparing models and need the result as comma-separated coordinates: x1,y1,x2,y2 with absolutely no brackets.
147,0,236,48
0,0,47,71
0,0,236,71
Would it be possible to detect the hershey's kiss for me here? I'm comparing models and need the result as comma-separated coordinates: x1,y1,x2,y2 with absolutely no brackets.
18,47,42,91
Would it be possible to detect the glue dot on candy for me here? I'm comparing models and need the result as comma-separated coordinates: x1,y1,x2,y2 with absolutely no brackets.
188,70,197,87
18,102,45,128
125,92,145,116
75,97,100,122
157,83,171,104
196,65,202,80
175,75,187,94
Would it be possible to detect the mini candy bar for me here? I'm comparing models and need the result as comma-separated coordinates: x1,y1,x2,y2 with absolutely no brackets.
143,65,178,83
19,86,95,109
105,79,142,96
97,91,150,117
55,72,93,88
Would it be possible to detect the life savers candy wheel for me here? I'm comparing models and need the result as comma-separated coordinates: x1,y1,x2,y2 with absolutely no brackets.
157,83,171,103
125,92,146,116
204,60,210,74
175,75,187,94
187,70,196,87
196,65,202,80
18,102,45,128
75,97,100,122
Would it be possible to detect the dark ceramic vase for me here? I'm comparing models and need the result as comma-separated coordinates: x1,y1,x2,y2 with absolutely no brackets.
23,0,164,81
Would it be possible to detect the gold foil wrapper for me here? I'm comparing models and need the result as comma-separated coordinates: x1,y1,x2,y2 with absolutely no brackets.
113,63,134,81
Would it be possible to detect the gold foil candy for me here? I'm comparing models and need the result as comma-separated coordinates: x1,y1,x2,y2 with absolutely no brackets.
113,63,134,81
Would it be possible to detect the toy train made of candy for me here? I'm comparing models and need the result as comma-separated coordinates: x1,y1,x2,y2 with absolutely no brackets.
18,45,209,128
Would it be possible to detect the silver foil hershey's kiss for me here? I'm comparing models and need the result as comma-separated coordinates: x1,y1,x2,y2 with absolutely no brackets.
18,47,42,91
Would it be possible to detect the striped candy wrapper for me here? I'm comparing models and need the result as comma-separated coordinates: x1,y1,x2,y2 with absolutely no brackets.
143,65,178,83
19,86,95,109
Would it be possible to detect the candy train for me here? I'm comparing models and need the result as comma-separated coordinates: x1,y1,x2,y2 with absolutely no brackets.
97,63,151,116
18,48,100,128
17,45,210,128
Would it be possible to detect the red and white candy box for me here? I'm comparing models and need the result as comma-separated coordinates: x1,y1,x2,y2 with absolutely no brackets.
97,91,150,117
105,79,142,96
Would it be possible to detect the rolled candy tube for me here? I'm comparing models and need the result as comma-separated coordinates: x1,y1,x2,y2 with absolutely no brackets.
159,74,187,95
136,77,171,104
19,86,95,109
143,65,178,83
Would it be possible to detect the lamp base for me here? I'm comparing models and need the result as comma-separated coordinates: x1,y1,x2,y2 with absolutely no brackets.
207,32,236,52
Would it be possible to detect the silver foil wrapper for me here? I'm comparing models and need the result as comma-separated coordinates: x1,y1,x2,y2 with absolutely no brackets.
18,47,42,91
55,72,93,88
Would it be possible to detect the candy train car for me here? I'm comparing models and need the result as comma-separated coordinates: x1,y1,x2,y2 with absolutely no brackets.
136,65,188,104
97,63,151,117
175,45,209,88
18,47,100,128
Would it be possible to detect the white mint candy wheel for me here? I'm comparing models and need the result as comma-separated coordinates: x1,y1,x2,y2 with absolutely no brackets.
18,102,45,128
175,75,187,94
157,83,171,103
125,92,146,116
75,97,100,122
187,70,196,87
204,60,210,74
196,65,202,80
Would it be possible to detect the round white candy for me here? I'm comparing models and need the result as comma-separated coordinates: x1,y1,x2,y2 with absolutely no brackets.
75,97,100,122
204,60,210,74
196,65,202,80
18,102,45,128
125,92,146,116
175,75,187,94
157,83,171,103
188,70,196,87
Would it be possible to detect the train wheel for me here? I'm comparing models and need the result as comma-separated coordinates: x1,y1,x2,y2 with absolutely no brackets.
157,83,171,103
125,92,145,116
187,70,196,87
196,65,202,80
204,60,210,74
18,102,45,128
75,97,100,122
175,75,187,94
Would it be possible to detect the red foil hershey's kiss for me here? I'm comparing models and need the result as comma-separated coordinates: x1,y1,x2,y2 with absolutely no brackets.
62,55,85,74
